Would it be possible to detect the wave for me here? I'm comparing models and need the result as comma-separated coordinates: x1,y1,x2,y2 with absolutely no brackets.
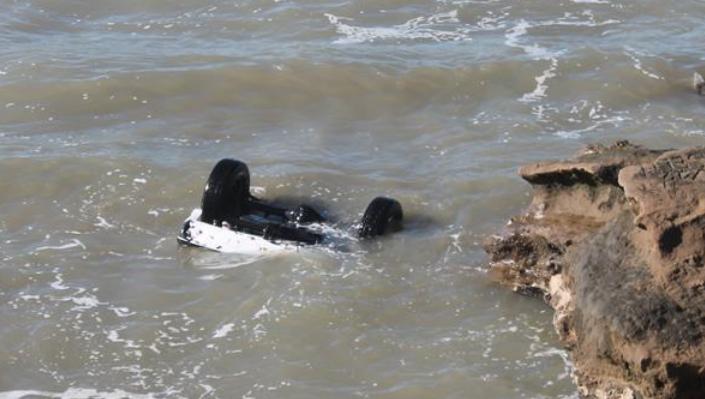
325,10,477,44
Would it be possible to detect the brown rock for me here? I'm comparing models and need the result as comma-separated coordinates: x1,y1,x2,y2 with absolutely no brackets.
485,141,705,398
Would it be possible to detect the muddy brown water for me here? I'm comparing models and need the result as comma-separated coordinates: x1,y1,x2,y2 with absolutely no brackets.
1,0,705,398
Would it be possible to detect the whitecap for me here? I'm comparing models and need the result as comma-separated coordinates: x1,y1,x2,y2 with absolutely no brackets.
624,47,664,80
49,272,70,290
94,216,116,229
0,388,157,399
253,299,272,320
534,347,574,381
555,115,630,139
212,323,235,339
325,10,474,44
521,58,559,103
69,294,104,311
105,329,140,349
34,239,86,253
109,306,136,318
505,14,620,103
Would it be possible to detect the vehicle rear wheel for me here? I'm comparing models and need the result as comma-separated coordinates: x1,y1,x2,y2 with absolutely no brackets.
358,197,403,238
200,159,250,225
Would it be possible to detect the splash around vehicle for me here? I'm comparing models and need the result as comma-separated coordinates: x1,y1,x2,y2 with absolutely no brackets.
178,159,403,254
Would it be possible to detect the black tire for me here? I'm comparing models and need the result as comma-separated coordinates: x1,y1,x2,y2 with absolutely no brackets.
200,159,250,225
358,197,403,238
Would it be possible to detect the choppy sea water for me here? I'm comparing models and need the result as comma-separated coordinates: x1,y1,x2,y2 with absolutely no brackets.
1,0,704,398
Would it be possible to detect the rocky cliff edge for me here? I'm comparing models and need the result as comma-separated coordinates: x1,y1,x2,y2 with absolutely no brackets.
485,141,705,398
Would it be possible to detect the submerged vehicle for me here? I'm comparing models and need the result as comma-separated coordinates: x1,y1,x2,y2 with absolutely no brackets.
178,159,403,253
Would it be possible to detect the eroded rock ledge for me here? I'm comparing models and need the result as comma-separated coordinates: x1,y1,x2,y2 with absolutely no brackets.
485,141,705,398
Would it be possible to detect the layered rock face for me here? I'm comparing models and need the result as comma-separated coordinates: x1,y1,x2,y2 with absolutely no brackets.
485,141,705,398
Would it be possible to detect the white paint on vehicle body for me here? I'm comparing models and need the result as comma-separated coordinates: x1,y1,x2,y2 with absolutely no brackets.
179,209,302,255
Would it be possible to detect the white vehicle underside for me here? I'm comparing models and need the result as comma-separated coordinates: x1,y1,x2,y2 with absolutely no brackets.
178,209,302,255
